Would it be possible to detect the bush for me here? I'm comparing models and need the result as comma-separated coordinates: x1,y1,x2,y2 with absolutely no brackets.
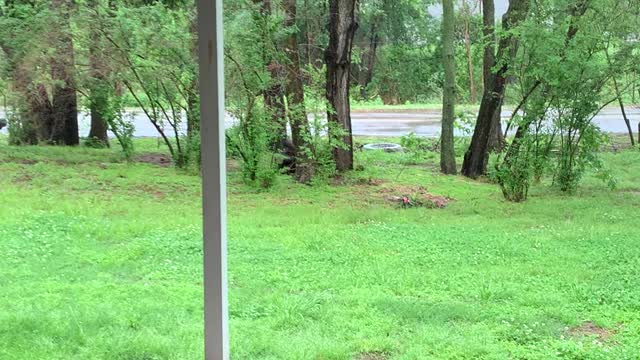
400,132,435,164
225,103,279,188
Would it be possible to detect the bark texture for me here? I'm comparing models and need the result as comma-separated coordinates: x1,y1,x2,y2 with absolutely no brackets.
186,18,200,141
88,7,110,147
257,0,287,147
50,0,79,145
283,0,313,182
358,20,379,99
462,0,529,178
0,5,52,145
326,0,358,171
482,0,504,151
440,0,457,174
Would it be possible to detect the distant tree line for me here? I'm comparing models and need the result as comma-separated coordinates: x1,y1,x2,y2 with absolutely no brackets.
1,0,639,199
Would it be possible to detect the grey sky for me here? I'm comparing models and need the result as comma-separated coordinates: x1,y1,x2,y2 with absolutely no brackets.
428,0,509,18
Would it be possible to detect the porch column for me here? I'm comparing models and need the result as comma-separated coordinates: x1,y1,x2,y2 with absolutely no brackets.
197,0,229,358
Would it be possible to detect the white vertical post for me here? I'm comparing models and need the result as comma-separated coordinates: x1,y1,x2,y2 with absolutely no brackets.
197,0,229,358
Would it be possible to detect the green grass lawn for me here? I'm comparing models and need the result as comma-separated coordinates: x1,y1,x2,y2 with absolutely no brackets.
1,137,640,359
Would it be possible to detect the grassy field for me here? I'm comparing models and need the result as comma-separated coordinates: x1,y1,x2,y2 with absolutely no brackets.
1,136,640,359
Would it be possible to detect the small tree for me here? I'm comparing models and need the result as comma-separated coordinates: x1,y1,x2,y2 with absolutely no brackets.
495,0,634,201
101,3,197,167
440,0,457,174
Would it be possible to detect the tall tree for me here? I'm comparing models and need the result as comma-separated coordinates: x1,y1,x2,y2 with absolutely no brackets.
357,18,380,99
461,0,529,178
283,0,314,182
461,0,476,104
326,0,358,171
0,0,53,145
87,0,110,147
356,0,383,99
186,16,200,143
255,0,287,147
440,0,456,174
50,0,79,145
605,45,635,146
482,0,504,151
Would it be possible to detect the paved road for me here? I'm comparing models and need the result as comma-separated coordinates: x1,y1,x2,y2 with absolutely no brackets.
350,108,640,137
1,107,639,138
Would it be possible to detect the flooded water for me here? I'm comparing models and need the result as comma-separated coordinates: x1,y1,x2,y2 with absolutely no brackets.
1,107,639,139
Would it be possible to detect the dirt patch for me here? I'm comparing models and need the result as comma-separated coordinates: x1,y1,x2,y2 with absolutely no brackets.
568,322,617,343
0,158,38,165
133,184,167,199
357,178,385,186
135,153,173,167
332,175,385,187
226,159,241,172
355,352,389,360
12,174,33,184
380,185,452,208
621,189,640,196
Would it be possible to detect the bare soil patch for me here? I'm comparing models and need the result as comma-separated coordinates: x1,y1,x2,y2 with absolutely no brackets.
355,352,389,360
1,158,38,165
621,189,640,196
568,322,617,343
332,175,385,187
226,159,241,172
133,184,167,199
380,184,452,208
135,153,173,167
12,174,33,184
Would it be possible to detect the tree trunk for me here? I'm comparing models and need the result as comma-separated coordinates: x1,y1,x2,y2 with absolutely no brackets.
186,79,200,138
616,95,634,147
16,67,53,144
303,0,313,67
1,23,51,144
632,70,636,104
186,18,200,141
441,0,457,174
31,83,55,143
88,95,110,146
257,0,287,147
482,0,504,151
462,0,476,104
358,22,379,99
283,0,313,182
87,7,110,147
50,0,79,146
326,0,358,172
462,0,529,178
605,48,635,146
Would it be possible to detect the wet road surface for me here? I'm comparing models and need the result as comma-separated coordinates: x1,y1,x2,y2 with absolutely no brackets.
1,107,639,138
